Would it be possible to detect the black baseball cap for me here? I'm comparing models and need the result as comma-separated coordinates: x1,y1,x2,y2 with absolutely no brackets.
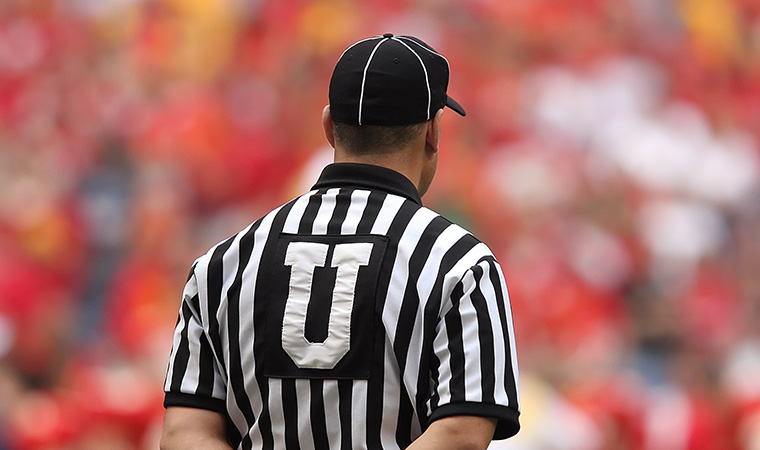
329,33,466,126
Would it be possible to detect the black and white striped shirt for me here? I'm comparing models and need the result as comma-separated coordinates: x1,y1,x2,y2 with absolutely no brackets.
164,163,520,449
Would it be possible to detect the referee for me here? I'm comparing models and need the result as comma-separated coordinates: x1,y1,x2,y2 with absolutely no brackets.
161,34,520,450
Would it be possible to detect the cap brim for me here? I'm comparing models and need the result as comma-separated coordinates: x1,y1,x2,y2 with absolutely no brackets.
446,96,466,116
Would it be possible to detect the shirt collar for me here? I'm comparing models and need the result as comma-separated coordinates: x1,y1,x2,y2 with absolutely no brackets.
312,163,423,205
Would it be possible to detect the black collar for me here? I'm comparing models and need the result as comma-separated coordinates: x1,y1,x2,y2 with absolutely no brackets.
312,163,422,205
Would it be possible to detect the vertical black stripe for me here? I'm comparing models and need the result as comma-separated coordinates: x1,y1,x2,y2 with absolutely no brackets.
356,191,385,234
393,217,452,370
310,380,330,449
281,379,301,449
484,257,519,409
169,300,195,392
299,189,325,234
469,264,496,404
225,222,261,450
327,189,352,235
443,294,466,401
206,237,235,375
430,280,465,411
225,419,242,449
252,201,298,449
393,216,451,445
195,331,217,397
366,199,419,448
338,380,353,450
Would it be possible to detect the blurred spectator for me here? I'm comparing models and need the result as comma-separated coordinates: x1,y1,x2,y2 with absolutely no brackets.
76,137,134,344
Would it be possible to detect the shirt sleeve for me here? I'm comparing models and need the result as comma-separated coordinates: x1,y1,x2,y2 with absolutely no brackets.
164,268,227,413
429,256,520,440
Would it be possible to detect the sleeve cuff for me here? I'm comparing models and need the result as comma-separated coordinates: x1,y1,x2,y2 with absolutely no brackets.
429,402,520,440
164,392,227,414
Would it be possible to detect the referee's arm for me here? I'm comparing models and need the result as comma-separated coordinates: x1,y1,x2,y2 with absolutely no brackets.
162,268,232,450
161,407,231,450
425,255,521,444
406,416,497,450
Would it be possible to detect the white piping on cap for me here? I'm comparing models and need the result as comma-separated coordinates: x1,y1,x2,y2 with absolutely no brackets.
396,35,452,74
358,36,390,126
335,35,382,64
391,37,432,121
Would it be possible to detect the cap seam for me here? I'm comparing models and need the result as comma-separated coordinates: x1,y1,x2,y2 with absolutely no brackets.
358,37,390,126
335,35,382,64
397,36,452,74
391,37,431,121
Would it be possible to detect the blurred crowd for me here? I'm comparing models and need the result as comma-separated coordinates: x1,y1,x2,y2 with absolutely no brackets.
1,0,759,449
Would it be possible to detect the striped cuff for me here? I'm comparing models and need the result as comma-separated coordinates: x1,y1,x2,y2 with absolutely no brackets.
163,392,226,414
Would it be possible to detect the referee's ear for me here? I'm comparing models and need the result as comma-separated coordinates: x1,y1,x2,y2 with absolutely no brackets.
425,108,444,156
322,105,336,149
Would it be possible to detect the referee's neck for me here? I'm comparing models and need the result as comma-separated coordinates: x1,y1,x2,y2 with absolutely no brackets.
322,106,440,197
336,148,422,183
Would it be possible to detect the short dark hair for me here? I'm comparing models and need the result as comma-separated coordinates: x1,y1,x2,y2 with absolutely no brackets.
333,121,427,155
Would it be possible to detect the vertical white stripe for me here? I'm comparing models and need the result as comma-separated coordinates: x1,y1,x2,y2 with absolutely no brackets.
404,318,424,431
166,269,204,392
380,339,402,449
358,38,391,125
322,380,342,449
382,208,437,341
239,207,282,446
212,223,246,360
228,411,253,448
478,261,508,408
181,319,204,393
432,316,453,408
268,379,285,445
283,191,317,233
164,294,190,391
352,380,368,450
370,194,405,235
296,379,316,450
391,37,432,120
495,260,520,409
311,188,339,235
461,263,485,401
341,190,370,235
211,364,226,400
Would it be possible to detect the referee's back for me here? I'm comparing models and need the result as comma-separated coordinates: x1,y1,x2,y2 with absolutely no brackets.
165,163,520,449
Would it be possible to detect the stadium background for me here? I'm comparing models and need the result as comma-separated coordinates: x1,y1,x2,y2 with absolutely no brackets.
1,0,759,448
